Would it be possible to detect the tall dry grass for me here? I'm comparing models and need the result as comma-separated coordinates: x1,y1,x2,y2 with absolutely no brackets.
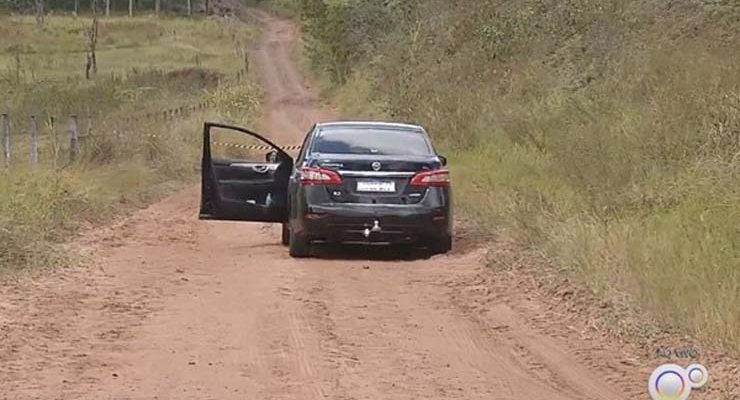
294,0,740,352
0,15,262,272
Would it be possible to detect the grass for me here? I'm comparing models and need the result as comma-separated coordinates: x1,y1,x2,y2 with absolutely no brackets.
0,16,250,80
0,14,262,272
293,0,740,353
261,0,300,17
0,15,255,115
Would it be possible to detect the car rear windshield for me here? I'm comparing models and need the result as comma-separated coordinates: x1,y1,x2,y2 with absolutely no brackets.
312,128,433,156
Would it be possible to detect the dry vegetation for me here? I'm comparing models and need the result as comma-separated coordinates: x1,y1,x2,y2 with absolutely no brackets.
288,0,740,353
0,14,261,271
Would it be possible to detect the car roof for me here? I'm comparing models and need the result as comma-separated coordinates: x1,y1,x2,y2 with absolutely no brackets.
315,121,426,133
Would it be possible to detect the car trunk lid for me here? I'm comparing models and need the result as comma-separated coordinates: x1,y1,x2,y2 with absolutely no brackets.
310,154,442,205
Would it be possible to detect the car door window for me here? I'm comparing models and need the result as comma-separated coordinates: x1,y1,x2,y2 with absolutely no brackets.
210,125,280,165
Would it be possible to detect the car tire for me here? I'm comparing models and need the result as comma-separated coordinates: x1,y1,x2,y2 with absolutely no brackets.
289,229,311,258
430,235,452,255
281,223,290,246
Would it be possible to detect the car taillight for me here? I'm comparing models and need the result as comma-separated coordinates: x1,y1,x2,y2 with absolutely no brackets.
410,169,450,187
300,167,343,185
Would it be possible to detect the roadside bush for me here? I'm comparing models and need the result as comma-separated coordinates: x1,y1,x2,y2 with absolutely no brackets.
297,0,418,84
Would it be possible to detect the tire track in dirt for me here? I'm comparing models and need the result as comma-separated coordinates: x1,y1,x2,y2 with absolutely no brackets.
0,10,656,400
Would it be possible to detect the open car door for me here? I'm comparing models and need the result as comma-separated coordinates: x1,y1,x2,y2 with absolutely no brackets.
200,122,293,223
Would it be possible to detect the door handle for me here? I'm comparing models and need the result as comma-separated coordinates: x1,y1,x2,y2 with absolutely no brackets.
251,165,270,174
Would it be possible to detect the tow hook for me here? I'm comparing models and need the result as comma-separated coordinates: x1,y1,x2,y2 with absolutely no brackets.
363,220,382,238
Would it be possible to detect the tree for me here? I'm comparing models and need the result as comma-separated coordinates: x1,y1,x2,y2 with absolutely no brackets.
86,0,99,80
35,0,44,26
128,0,133,17
155,0,159,15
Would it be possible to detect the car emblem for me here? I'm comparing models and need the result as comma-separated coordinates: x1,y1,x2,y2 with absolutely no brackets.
371,162,382,171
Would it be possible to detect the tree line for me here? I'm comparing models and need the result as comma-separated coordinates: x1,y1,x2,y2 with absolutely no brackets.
1,0,212,17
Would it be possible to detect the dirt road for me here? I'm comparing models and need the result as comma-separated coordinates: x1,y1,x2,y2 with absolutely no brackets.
1,12,650,400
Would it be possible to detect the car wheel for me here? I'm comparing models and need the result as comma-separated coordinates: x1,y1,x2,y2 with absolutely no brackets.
281,223,290,246
289,229,311,258
430,235,452,255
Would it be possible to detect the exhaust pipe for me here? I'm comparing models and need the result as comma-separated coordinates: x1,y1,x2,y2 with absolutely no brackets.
363,220,382,238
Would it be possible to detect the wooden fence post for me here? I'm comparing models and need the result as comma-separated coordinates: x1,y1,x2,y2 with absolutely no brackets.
243,47,249,75
30,115,38,167
69,115,80,161
49,116,57,168
2,114,10,166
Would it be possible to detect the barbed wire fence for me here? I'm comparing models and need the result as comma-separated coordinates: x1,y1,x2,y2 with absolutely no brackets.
1,99,303,170
0,100,212,168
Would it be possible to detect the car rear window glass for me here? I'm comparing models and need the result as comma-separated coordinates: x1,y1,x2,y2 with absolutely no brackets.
312,128,433,156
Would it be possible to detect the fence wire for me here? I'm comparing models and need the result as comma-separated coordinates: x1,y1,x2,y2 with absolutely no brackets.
1,101,302,168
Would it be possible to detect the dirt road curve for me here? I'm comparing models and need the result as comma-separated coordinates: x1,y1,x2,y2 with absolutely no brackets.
1,11,646,399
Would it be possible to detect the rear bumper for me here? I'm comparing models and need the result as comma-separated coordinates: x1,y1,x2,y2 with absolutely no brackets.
301,204,451,245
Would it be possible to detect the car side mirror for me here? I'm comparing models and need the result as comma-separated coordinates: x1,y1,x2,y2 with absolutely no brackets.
438,155,448,166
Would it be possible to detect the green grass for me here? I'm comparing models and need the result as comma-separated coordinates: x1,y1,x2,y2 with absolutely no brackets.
261,0,301,16
1,16,256,114
0,15,262,272
0,16,251,79
292,0,740,353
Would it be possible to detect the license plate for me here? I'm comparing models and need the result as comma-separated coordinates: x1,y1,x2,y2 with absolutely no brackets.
357,181,396,193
